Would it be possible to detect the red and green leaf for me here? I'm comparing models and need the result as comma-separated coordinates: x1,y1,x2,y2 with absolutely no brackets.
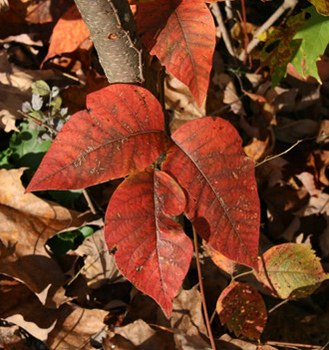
216,281,267,340
26,85,165,192
163,117,260,270
256,243,329,299
137,0,215,107
104,169,192,317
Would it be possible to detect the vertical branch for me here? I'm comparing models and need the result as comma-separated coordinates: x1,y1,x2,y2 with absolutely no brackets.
74,0,144,84
192,226,216,350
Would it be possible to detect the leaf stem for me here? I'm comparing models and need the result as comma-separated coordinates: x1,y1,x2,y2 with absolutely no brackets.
232,269,254,281
192,226,216,350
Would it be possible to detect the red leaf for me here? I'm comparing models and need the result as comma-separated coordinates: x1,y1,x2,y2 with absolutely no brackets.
42,5,90,64
162,117,260,269
104,169,192,317
26,85,165,192
216,281,267,340
137,0,215,107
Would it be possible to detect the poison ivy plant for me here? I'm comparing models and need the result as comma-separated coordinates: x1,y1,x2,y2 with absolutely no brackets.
25,0,329,338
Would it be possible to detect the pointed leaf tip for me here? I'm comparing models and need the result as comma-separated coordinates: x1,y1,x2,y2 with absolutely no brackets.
104,170,192,317
137,0,215,107
26,84,165,192
163,117,260,270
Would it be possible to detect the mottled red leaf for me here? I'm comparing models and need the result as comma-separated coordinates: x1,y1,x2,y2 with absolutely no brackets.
42,5,90,64
216,281,267,340
162,117,260,269
104,169,192,317
26,85,165,192
256,243,329,299
137,0,215,107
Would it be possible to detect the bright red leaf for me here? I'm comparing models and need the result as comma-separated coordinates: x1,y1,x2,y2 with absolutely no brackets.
26,85,165,192
216,281,267,340
104,169,193,317
42,5,90,64
137,0,215,107
256,243,329,299
162,117,260,270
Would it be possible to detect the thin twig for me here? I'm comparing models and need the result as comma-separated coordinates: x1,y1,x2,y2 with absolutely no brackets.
239,0,298,61
268,298,289,313
240,0,249,65
265,340,323,350
82,189,98,215
255,138,305,168
224,0,233,20
192,226,216,350
18,110,58,134
210,3,236,57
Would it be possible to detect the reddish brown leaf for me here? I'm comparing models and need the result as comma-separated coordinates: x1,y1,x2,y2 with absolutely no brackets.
162,117,260,270
216,281,267,340
42,5,90,64
202,241,237,276
104,169,192,317
256,243,329,299
26,85,165,192
137,0,215,107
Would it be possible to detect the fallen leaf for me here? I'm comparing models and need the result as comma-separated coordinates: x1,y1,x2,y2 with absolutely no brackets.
0,168,86,307
42,5,90,65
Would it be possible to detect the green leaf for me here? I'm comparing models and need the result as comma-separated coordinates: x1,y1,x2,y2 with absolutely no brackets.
47,226,95,257
31,80,51,96
10,121,51,171
291,6,329,82
256,243,329,299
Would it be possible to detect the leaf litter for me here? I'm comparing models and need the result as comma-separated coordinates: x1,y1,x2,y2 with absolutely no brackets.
1,0,329,348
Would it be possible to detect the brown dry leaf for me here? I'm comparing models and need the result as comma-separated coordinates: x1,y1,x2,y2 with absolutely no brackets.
165,72,205,133
171,285,207,336
296,172,322,197
244,137,270,162
111,319,167,350
47,303,108,350
0,168,88,307
74,229,121,288
0,275,59,342
0,318,49,350
213,72,246,117
275,117,319,144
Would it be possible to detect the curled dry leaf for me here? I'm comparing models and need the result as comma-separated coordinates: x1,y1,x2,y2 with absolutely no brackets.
47,303,108,350
0,168,86,307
